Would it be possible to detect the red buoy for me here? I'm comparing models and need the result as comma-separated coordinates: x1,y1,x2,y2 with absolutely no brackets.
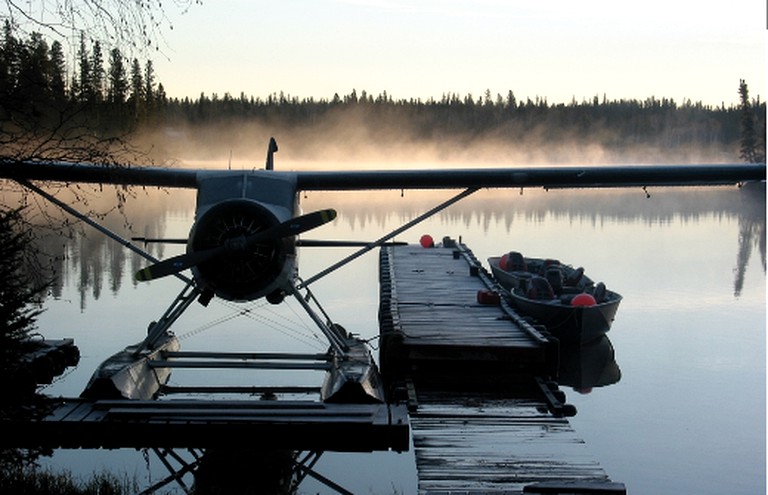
420,234,434,248
499,253,509,270
476,290,500,305
571,293,597,307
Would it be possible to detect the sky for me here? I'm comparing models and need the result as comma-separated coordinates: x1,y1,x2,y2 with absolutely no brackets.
150,0,767,107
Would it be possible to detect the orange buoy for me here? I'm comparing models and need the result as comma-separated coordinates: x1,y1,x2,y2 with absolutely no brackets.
419,234,434,248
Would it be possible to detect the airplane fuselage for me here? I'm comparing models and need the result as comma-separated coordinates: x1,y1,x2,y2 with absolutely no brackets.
189,171,299,302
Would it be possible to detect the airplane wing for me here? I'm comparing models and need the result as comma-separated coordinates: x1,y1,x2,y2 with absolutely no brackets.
0,159,764,190
0,160,200,188
294,164,766,190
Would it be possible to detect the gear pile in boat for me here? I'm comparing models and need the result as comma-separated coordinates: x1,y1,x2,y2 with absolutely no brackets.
488,252,622,344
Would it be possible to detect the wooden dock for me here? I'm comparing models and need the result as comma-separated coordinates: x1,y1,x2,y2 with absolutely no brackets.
411,393,617,495
2,338,80,397
379,240,625,495
379,240,557,387
0,398,409,452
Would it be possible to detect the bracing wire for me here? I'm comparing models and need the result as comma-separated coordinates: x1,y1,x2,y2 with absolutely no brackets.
175,297,328,352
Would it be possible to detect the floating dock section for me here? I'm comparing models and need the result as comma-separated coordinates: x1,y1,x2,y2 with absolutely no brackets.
0,398,408,452
379,240,557,387
379,240,625,495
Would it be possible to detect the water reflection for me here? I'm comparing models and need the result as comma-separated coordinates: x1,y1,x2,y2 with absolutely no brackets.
733,184,766,296
558,336,621,394
16,183,765,308
14,186,185,309
193,448,296,495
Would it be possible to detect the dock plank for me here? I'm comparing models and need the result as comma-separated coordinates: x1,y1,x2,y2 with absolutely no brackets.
411,395,608,495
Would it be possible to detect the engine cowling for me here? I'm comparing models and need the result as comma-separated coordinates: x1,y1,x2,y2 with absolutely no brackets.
188,199,296,302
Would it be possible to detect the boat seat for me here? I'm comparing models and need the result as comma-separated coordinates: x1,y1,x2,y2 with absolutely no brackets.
592,282,607,303
538,258,560,275
527,276,555,300
545,267,564,295
503,251,527,271
565,266,584,286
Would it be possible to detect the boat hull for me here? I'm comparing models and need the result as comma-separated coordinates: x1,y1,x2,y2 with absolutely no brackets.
488,256,622,344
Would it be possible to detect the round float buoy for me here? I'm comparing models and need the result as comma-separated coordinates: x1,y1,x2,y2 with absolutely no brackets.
571,293,597,307
476,290,500,305
419,234,434,248
499,253,509,270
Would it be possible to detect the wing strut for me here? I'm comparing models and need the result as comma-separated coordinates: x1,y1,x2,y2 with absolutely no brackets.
297,187,479,289
15,179,193,286
135,282,203,355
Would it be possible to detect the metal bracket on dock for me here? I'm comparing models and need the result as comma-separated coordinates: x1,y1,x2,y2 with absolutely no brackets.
534,376,577,417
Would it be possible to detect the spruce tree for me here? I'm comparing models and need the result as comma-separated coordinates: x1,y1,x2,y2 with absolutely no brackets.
91,41,104,103
48,40,66,103
0,208,46,377
107,47,127,104
739,79,758,163
129,57,143,118
76,32,90,103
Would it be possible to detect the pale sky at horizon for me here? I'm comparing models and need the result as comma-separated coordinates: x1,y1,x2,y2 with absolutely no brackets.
147,0,766,107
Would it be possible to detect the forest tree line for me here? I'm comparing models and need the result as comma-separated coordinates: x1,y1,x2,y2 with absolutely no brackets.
1,23,765,163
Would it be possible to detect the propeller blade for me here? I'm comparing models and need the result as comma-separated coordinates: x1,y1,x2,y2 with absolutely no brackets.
243,209,337,249
135,245,226,281
135,209,337,282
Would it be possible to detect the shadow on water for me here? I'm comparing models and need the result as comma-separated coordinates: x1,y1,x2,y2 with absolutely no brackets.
193,448,297,495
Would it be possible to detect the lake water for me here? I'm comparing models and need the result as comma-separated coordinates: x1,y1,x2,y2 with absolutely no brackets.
14,175,765,494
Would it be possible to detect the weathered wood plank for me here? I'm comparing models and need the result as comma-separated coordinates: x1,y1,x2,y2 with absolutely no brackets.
44,400,86,422
411,396,609,494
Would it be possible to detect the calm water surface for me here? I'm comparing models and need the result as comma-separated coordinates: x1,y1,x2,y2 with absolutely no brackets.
20,176,765,495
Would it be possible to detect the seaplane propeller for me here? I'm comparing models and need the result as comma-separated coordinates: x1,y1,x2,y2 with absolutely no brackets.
135,208,337,282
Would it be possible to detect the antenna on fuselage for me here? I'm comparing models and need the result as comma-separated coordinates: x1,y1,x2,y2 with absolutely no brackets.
265,137,278,170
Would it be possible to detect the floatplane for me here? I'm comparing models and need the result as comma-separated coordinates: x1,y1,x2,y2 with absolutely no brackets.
0,145,763,404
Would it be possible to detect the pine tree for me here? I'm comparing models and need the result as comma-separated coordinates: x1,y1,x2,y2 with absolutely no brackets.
0,21,20,96
76,32,91,103
129,58,143,116
48,40,67,103
0,208,46,374
144,59,155,105
739,79,758,163
17,32,50,105
91,41,104,103
107,47,127,104
143,59,156,122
